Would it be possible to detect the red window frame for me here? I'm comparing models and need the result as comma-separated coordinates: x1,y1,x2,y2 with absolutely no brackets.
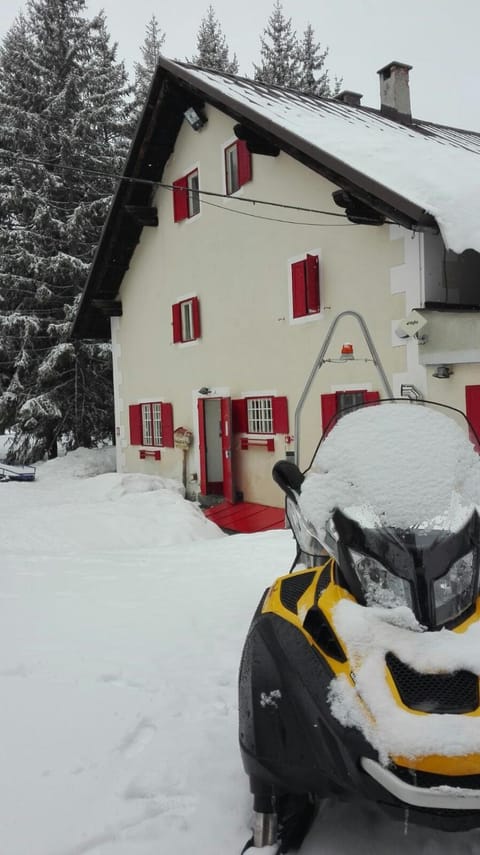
172,168,200,222
321,390,379,435
291,253,320,318
224,139,252,195
128,402,174,448
172,296,201,343
232,396,289,434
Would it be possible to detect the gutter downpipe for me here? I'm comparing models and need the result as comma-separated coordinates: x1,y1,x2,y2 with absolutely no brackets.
294,310,394,467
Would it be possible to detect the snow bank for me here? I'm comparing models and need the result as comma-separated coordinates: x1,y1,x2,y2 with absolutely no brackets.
298,403,480,536
34,444,117,480
3,447,223,553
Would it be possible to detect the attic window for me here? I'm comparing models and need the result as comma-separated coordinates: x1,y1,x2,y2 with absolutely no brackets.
172,168,200,221
225,140,252,195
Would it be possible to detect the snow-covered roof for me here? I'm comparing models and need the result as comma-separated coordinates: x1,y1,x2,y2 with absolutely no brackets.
72,58,480,340
175,63,480,254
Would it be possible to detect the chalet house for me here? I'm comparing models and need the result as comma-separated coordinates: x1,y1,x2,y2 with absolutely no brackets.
72,58,480,511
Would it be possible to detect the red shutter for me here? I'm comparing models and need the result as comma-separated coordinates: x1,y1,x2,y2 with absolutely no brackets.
172,176,189,222
161,402,174,447
192,296,201,339
305,254,320,313
291,260,307,318
321,393,338,435
364,391,380,405
172,302,182,343
272,396,289,433
237,140,252,187
466,386,480,451
129,404,142,445
232,399,248,432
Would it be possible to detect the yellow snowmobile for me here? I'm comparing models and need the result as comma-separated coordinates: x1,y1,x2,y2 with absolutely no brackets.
239,397,480,853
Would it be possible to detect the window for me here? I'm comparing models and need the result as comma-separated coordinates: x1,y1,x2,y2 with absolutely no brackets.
172,296,201,343
291,254,320,318
224,140,252,195
321,390,379,435
247,397,273,433
129,402,174,448
141,402,162,445
172,168,200,222
232,396,289,434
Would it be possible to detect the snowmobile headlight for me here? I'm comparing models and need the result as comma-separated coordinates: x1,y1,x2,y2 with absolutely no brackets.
433,551,476,625
349,549,413,610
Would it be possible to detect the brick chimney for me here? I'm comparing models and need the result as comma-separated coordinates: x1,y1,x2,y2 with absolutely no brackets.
377,61,412,123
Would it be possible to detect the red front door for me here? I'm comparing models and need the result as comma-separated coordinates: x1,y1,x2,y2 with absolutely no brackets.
220,397,234,503
198,397,235,502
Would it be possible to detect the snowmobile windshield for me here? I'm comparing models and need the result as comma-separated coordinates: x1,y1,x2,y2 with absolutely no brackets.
297,399,480,629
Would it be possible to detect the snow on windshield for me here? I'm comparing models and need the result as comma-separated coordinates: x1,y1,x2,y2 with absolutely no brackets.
298,402,480,535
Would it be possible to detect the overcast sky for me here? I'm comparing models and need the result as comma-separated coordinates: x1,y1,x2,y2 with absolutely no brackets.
1,0,479,130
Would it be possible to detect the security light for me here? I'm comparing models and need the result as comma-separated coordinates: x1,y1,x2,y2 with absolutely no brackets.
184,107,206,131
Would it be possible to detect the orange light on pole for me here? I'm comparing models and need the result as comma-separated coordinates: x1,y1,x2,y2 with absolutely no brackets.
340,342,354,360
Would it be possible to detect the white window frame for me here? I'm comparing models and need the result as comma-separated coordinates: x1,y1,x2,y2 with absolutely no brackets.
187,169,200,217
247,396,274,434
225,141,240,195
141,402,162,446
181,298,194,342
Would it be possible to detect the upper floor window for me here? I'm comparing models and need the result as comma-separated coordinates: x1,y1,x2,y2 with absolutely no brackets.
172,296,201,343
224,140,252,195
172,168,200,222
291,253,320,318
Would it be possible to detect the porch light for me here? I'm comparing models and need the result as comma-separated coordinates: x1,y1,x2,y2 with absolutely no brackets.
340,343,354,360
198,386,211,395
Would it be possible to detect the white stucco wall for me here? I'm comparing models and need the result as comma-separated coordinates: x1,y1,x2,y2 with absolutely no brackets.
113,104,417,505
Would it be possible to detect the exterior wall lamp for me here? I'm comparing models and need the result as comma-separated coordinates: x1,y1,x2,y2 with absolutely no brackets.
184,107,207,131
432,365,453,379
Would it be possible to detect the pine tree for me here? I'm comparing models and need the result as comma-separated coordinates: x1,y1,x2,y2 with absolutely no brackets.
190,6,238,74
297,23,341,96
253,0,300,88
0,0,132,462
133,15,165,111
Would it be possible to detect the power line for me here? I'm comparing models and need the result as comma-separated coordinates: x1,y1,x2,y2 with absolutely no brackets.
0,149,351,221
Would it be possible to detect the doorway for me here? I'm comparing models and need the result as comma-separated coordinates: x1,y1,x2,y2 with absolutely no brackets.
198,396,234,502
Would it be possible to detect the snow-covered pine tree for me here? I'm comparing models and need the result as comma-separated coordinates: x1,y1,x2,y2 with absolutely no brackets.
253,0,300,88
190,5,238,73
0,0,132,461
133,15,166,113
297,23,341,96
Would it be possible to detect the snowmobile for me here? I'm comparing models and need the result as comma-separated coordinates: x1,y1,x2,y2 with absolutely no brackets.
239,320,480,852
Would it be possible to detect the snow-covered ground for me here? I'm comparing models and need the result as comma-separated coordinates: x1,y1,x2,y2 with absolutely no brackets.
2,447,480,855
